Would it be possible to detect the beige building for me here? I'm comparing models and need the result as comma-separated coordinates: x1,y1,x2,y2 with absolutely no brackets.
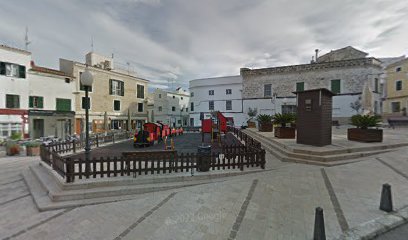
59,52,149,134
383,58,408,116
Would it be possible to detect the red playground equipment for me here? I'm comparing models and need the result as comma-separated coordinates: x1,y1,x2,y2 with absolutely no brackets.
201,111,230,144
143,122,161,142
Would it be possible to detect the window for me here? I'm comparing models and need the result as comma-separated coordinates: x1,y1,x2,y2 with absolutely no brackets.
396,67,402,72
6,95,19,108
79,72,93,92
209,101,214,110
209,90,214,95
0,62,25,78
178,120,181,124
391,102,401,113
173,96,175,99
56,98,71,111
81,97,91,110
158,106,162,112
113,100,121,111
331,79,341,94
138,103,144,112
190,102,194,112
181,97,183,100
264,84,272,97
65,78,70,83
159,94,161,98
185,108,188,112
296,82,304,92
191,92,194,97
137,84,144,98
226,100,232,110
109,79,124,96
396,80,402,91
172,106,176,111
226,89,232,95
282,105,297,114
29,96,44,108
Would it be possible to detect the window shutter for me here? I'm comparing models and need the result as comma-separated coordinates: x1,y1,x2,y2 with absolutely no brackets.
109,79,113,95
0,62,5,75
121,82,124,96
29,96,33,108
15,95,20,108
331,80,340,94
19,65,26,78
38,97,44,108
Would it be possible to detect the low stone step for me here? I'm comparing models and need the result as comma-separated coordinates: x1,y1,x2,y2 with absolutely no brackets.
242,130,392,165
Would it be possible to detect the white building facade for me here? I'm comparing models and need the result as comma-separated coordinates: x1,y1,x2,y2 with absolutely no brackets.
27,62,76,139
189,76,246,127
149,88,190,127
0,45,31,139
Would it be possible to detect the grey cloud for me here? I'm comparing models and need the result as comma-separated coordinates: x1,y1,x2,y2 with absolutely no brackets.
0,0,407,90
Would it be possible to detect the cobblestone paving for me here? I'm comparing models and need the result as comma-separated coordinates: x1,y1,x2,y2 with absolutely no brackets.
1,139,408,239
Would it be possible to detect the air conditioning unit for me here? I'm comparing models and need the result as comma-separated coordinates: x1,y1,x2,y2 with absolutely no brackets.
104,60,112,70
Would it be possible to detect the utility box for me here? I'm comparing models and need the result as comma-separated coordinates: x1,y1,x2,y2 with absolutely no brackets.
294,88,335,146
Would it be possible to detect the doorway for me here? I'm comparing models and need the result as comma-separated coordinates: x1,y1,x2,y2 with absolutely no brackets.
33,119,44,139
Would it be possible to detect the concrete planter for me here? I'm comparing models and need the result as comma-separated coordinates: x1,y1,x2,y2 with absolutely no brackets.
274,127,296,139
26,146,40,156
347,128,383,142
258,122,273,132
247,121,256,128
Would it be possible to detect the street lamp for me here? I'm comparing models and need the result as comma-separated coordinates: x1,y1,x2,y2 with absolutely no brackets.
81,67,93,178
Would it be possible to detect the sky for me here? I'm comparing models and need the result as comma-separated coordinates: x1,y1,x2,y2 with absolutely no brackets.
1,0,407,90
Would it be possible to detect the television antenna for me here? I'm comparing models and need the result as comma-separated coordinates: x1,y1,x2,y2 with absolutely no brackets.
24,27,31,51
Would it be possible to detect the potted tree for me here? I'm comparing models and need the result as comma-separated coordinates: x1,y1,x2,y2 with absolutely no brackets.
26,141,41,156
348,114,382,142
247,107,257,128
5,140,20,156
273,113,296,138
256,114,273,132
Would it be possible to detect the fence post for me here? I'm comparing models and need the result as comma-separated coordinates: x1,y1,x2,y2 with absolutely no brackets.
66,158,74,183
96,135,99,147
261,149,266,169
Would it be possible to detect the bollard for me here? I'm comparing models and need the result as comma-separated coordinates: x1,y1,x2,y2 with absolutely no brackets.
380,183,393,212
313,207,326,240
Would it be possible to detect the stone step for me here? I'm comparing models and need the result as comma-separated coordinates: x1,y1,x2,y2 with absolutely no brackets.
244,129,408,156
24,163,265,211
242,130,392,165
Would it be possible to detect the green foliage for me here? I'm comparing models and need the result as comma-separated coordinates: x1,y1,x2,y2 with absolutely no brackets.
25,141,41,148
350,114,381,129
256,114,273,123
247,107,258,117
10,132,22,140
273,113,296,127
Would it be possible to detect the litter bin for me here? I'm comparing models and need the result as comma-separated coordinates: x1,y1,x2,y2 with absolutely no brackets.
197,145,211,172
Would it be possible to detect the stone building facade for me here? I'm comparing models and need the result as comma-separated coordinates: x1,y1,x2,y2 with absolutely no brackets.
383,57,408,117
241,47,384,123
59,52,149,135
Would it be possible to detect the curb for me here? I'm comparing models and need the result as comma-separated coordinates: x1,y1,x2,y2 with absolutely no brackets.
335,205,408,240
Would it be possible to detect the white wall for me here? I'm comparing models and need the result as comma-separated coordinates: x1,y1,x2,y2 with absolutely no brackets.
28,72,75,111
0,47,31,109
189,76,246,126
152,88,190,126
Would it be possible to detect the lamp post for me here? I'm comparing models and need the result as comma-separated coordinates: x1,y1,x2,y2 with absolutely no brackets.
81,67,93,178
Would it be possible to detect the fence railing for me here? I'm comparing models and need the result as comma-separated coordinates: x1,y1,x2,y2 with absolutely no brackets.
44,131,131,155
40,129,266,183
227,126,262,149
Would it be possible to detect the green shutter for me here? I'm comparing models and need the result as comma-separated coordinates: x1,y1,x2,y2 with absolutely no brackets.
109,79,113,95
29,96,33,108
296,82,304,92
38,97,43,108
56,98,71,111
121,81,124,96
331,80,341,94
18,65,26,78
0,62,5,75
